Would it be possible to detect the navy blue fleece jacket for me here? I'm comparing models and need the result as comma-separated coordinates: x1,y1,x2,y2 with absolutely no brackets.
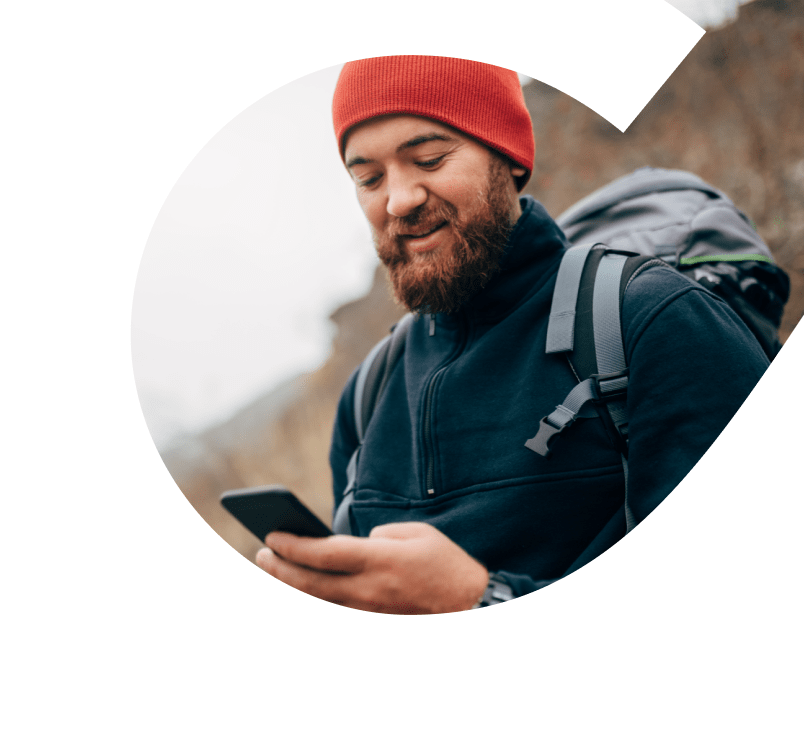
329,196,769,597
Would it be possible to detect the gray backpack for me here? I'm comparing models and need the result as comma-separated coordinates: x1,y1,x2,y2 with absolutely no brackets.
333,167,789,540
554,167,788,361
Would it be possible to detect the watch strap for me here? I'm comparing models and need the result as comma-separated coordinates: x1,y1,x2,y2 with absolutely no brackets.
472,572,514,609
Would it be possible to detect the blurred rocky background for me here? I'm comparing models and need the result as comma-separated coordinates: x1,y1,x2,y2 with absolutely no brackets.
160,0,804,560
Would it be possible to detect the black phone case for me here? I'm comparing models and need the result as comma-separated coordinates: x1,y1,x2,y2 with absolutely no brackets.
220,485,333,541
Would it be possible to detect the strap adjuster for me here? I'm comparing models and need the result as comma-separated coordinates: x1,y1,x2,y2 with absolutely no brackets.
524,370,629,459
590,369,629,403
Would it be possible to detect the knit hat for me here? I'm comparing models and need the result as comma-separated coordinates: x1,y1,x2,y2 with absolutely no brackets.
332,56,534,191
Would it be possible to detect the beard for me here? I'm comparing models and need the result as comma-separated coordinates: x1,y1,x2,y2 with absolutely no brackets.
374,157,516,315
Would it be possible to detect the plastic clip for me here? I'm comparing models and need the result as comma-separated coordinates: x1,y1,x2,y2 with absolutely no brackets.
525,416,568,458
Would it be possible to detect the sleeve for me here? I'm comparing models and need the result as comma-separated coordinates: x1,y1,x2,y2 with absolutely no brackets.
622,267,769,522
498,269,770,600
329,366,360,519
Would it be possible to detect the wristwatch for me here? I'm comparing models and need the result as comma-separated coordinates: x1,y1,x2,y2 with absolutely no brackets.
472,572,515,609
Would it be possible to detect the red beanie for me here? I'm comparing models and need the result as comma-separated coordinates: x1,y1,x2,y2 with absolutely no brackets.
332,56,534,190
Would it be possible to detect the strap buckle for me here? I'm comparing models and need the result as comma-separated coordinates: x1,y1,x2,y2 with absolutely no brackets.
590,369,629,403
524,415,569,458
524,370,629,459
591,370,630,453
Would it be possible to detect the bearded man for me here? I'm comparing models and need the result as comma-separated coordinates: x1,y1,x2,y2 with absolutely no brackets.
256,56,768,613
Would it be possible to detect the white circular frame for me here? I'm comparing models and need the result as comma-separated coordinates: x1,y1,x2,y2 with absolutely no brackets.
0,0,804,744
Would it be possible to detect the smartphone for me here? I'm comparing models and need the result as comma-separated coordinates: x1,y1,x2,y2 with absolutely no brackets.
220,485,333,542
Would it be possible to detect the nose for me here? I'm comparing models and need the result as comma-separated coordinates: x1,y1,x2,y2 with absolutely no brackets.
385,168,428,218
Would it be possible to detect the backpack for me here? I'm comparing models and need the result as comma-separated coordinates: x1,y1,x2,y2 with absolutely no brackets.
332,167,790,542
554,167,789,361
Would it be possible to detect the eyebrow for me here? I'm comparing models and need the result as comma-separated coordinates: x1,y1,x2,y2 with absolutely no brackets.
397,132,456,151
345,132,457,170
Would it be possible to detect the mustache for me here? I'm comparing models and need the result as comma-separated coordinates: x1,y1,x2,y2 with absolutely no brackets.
385,201,457,239
373,154,515,315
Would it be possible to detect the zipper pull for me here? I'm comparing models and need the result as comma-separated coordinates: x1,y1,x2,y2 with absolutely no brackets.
429,314,436,336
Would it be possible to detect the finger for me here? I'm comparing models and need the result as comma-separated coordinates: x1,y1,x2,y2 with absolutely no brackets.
255,547,277,573
256,547,365,605
265,532,368,574
368,521,437,540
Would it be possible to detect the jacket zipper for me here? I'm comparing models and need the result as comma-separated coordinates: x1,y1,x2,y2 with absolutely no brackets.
423,369,444,494
422,314,469,496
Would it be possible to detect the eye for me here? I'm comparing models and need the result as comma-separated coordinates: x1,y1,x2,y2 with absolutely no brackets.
355,173,382,188
415,155,445,169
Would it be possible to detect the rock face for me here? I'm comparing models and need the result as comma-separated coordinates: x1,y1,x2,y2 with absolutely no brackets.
162,0,804,560
523,0,804,343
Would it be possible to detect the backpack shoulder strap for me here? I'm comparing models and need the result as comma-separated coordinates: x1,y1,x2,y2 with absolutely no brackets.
545,242,598,354
355,313,413,440
526,245,631,456
526,245,660,531
333,313,413,535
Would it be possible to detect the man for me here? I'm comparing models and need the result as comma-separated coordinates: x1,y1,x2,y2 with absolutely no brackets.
256,56,768,613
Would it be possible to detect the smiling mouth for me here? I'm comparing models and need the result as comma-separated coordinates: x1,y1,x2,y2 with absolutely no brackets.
403,221,448,239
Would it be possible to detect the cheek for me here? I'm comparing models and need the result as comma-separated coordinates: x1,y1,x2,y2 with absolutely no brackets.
357,192,385,231
436,164,490,206
439,182,483,211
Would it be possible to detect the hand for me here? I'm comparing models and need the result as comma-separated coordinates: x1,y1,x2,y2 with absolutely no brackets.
255,522,489,614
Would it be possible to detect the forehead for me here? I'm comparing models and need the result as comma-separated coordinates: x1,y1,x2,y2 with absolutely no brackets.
343,115,468,162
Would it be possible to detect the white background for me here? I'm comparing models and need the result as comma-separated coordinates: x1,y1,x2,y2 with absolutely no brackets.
0,0,804,744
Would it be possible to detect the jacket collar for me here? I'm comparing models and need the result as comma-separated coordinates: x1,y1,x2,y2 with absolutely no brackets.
449,195,569,324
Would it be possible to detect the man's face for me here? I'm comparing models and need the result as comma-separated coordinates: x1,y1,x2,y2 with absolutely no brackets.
344,115,526,314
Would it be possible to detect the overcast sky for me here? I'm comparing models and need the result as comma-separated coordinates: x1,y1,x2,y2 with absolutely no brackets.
131,0,754,449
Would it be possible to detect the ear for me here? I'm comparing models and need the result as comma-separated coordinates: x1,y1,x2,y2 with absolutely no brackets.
509,163,529,193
